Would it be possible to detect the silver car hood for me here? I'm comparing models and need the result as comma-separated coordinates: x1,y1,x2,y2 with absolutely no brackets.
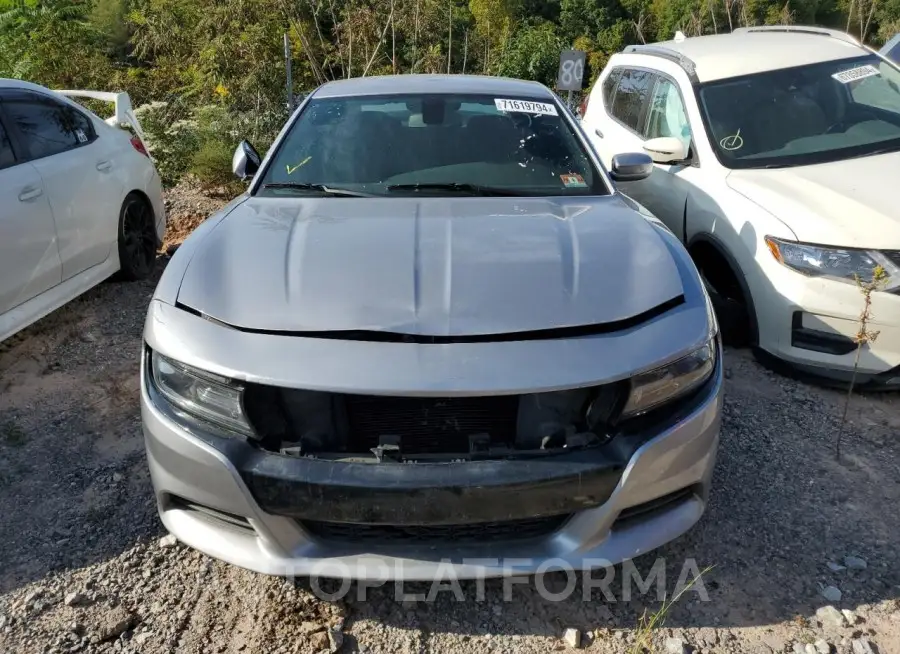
175,195,685,336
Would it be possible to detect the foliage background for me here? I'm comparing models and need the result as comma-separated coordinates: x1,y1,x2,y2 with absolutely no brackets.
0,0,896,185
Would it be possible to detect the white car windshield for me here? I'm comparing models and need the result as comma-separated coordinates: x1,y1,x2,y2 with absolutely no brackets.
699,55,900,168
257,93,607,196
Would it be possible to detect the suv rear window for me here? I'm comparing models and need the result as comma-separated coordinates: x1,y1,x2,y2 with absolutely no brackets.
609,69,655,132
602,69,623,107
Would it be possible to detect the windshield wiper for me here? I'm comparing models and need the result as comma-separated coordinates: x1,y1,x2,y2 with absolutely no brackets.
261,182,375,198
386,182,525,196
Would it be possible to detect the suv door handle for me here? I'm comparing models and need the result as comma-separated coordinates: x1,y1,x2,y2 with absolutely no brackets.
594,128,604,138
96,160,112,172
18,186,43,202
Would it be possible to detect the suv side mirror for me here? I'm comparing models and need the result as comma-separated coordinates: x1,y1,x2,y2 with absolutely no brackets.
609,152,654,182
643,136,689,164
232,140,261,180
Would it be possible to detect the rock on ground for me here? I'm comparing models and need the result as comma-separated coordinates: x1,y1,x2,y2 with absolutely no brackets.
843,556,867,570
821,586,843,603
816,605,848,629
93,606,135,643
562,628,581,649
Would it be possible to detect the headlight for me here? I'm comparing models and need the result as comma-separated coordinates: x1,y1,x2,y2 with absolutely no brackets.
621,340,717,418
764,237,900,289
149,350,253,436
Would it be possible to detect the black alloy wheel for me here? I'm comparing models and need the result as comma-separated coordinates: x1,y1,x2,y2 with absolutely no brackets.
117,194,157,281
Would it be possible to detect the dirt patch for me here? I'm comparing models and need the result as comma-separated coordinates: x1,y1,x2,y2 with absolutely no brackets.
161,180,232,250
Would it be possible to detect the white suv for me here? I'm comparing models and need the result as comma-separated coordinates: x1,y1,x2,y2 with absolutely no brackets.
581,25,900,388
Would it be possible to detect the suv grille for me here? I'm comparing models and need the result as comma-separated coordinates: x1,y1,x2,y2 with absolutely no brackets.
300,514,571,544
345,394,519,454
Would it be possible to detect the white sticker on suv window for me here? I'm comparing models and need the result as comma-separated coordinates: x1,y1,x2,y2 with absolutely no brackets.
75,129,88,143
832,65,880,84
494,98,558,116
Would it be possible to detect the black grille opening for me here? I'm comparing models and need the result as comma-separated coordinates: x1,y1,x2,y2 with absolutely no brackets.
166,495,256,535
300,514,572,544
344,394,519,455
243,382,630,457
611,486,698,530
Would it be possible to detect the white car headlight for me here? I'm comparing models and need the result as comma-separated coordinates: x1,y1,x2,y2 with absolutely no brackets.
764,237,900,290
150,351,253,436
622,340,717,418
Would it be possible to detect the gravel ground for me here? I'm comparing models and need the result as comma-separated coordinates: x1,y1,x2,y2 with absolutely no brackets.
0,187,898,654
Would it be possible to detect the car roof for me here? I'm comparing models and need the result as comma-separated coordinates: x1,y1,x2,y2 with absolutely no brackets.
0,78,55,93
313,74,554,99
624,28,871,82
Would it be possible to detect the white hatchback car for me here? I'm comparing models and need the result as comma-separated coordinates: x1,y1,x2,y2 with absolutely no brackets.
582,26,900,388
0,80,165,343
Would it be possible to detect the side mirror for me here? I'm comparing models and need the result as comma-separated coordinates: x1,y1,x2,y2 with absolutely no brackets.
642,136,689,164
609,152,654,182
232,140,261,180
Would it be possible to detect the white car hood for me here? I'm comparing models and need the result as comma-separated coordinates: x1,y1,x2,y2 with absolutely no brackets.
726,151,900,249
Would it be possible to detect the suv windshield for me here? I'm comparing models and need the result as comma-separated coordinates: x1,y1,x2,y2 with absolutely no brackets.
699,55,900,168
256,93,606,196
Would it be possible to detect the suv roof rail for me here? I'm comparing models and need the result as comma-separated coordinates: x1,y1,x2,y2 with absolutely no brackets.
731,25,861,47
621,44,699,82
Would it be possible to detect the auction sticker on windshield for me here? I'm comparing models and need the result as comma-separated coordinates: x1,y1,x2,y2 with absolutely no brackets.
832,65,880,84
560,173,587,188
495,98,558,116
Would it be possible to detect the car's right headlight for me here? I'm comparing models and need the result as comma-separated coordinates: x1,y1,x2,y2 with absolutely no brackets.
149,350,254,436
621,340,717,418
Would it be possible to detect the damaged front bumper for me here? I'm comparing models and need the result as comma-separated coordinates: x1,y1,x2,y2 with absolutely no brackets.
140,297,722,580
141,363,722,582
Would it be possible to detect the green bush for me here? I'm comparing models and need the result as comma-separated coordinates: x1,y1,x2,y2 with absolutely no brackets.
189,138,238,189
134,100,285,187
134,101,200,185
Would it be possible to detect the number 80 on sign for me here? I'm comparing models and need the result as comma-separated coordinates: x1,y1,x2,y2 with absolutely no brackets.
557,50,586,92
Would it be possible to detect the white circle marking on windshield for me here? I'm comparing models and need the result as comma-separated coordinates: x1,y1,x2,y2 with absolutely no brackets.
720,129,744,151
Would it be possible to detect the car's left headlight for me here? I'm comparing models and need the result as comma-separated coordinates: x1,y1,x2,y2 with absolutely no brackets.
621,339,717,418
764,237,900,290
149,350,254,436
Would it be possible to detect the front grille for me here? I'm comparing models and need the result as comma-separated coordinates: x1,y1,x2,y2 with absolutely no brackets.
344,394,519,454
300,514,571,544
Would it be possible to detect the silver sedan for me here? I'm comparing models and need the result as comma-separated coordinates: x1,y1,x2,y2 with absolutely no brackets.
140,74,722,580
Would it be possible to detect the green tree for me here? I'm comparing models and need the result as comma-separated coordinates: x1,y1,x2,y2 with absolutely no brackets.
90,0,131,60
0,0,115,87
499,20,564,87
469,0,517,71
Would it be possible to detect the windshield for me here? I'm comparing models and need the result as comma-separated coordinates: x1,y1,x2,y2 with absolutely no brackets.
256,93,607,196
699,55,900,169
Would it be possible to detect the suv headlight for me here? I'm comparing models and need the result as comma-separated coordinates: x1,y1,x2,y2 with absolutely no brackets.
149,350,253,436
764,237,900,290
622,340,717,418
